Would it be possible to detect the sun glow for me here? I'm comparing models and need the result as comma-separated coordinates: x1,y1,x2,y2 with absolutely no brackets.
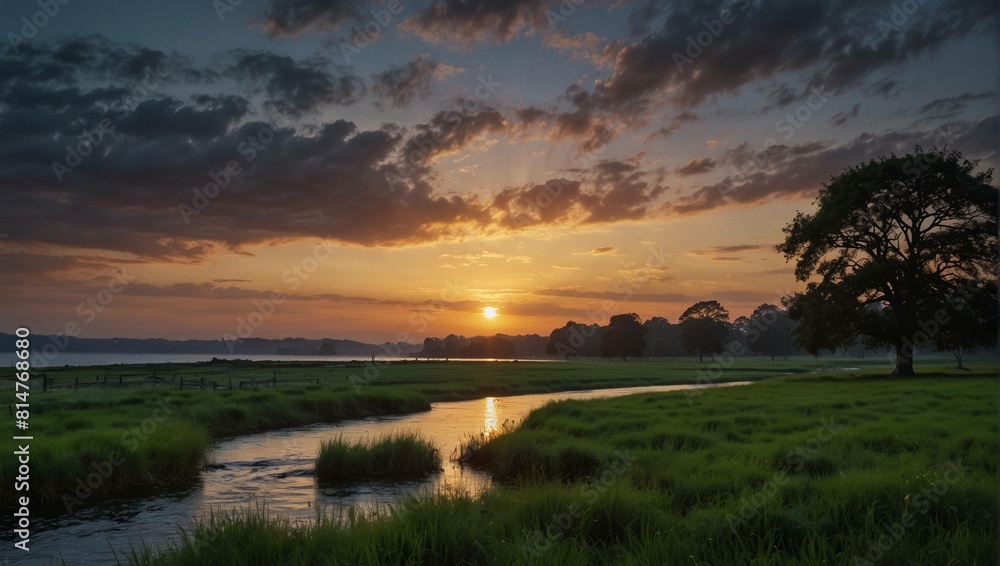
483,306,498,319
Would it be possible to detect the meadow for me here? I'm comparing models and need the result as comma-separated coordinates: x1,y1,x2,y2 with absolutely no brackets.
125,363,997,565
1,356,821,509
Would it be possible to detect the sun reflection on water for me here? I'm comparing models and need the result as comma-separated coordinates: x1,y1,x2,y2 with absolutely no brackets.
484,397,498,436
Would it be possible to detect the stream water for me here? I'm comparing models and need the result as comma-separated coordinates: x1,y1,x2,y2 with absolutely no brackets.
14,382,748,565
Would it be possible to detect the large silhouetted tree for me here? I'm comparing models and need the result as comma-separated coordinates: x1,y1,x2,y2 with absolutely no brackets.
599,313,647,361
643,316,683,357
777,147,998,376
545,321,601,358
679,301,730,361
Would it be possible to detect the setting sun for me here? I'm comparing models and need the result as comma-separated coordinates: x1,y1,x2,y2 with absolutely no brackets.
483,307,498,319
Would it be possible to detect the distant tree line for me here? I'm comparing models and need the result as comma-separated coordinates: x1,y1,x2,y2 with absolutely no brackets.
414,301,803,361
543,301,800,361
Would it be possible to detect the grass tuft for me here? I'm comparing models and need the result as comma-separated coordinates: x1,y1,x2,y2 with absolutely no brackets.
315,431,442,482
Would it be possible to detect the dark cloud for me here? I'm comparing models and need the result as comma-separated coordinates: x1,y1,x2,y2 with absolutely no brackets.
585,155,667,222
490,179,586,229
227,51,365,115
0,37,677,265
118,95,249,139
490,156,666,228
869,78,900,99
0,253,115,277
591,247,617,254
372,54,463,107
548,0,996,136
664,117,999,215
647,111,701,139
829,102,861,127
514,90,620,152
944,115,1000,164
402,0,551,46
764,83,799,110
675,157,717,176
256,0,359,36
399,103,508,165
917,91,997,121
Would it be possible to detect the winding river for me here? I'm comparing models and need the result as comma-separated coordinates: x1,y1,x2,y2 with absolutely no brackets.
18,382,748,565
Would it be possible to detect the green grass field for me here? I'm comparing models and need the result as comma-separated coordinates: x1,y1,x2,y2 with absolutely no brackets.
124,363,997,565
0,356,835,508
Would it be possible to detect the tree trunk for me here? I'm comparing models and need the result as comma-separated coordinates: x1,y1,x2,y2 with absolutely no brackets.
891,343,915,376
698,352,704,362
953,349,968,370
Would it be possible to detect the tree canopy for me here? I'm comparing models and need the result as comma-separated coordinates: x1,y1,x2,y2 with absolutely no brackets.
679,300,730,362
545,321,601,359
777,147,998,375
599,313,647,361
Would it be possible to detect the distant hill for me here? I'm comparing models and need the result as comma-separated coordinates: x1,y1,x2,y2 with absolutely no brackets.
0,333,420,357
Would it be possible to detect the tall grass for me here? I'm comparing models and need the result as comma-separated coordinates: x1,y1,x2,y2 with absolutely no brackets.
315,431,442,482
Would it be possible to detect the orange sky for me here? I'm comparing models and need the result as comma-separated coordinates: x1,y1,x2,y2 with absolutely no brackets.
0,1,996,343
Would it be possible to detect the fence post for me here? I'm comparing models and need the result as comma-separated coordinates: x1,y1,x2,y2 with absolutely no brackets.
42,375,48,393
179,377,184,390
75,377,79,390
119,375,123,388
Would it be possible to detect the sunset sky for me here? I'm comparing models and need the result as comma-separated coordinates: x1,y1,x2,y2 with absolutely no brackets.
1,0,997,343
